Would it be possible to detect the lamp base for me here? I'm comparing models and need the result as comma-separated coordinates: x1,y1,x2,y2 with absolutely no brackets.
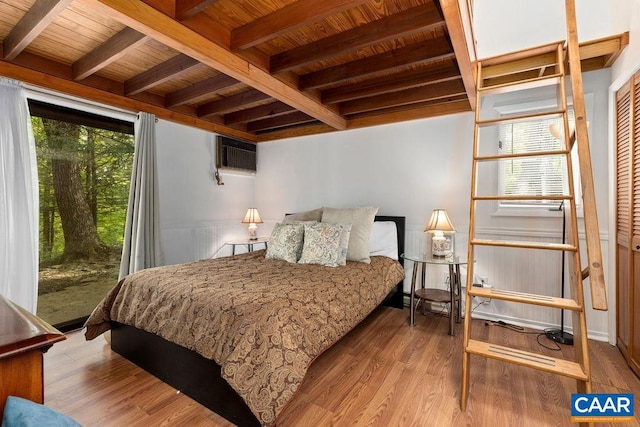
247,223,258,240
545,329,574,346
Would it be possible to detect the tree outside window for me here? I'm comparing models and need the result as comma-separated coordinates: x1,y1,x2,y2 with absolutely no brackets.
31,100,135,328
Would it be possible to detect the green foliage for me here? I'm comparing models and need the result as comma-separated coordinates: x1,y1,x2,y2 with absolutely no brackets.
32,116,135,262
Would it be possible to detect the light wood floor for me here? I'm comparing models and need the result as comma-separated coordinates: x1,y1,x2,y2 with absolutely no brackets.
44,307,640,426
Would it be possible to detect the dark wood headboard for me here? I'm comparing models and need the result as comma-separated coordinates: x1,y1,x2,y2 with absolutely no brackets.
374,215,405,309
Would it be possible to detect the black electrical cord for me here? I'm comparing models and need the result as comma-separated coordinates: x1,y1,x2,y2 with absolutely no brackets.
484,320,561,351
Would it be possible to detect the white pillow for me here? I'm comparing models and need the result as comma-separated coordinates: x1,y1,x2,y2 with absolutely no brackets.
321,206,378,263
369,221,398,260
282,208,323,223
298,222,352,267
265,223,305,263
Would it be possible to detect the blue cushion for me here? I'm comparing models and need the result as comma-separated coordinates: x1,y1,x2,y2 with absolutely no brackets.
2,396,81,427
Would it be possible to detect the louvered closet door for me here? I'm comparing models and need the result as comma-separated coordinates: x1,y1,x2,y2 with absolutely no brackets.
616,80,632,363
632,72,640,373
617,70,640,376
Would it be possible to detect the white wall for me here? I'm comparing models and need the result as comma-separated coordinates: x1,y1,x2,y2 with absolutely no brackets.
255,112,475,238
474,0,614,59
611,0,640,84
155,120,255,264
253,69,612,341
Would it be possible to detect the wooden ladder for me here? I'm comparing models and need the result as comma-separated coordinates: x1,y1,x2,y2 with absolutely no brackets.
460,0,608,418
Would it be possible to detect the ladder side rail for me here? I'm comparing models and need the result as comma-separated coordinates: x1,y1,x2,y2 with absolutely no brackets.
565,0,608,311
460,60,483,411
560,10,593,400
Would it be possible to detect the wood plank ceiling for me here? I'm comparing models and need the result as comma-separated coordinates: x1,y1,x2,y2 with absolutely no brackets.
0,0,628,142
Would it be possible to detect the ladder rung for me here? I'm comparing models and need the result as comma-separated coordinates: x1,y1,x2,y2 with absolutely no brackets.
471,239,577,251
473,195,573,201
477,109,565,127
581,267,589,280
468,287,581,310
479,74,563,95
466,340,588,381
475,149,569,161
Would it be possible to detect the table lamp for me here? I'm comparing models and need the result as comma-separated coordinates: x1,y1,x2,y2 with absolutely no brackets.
242,208,263,240
426,209,455,257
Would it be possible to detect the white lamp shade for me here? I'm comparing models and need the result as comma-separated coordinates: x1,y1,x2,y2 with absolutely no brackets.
425,209,455,233
241,208,263,224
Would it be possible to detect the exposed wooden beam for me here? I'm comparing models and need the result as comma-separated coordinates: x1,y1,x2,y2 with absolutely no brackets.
125,54,201,95
603,33,629,67
247,111,315,133
346,98,471,128
257,123,335,142
482,52,558,79
439,0,476,110
198,89,271,118
3,0,73,60
257,98,472,141
480,35,629,84
323,61,460,104
0,53,256,141
175,0,221,20
225,101,295,125
580,57,609,74
299,36,454,91
82,0,346,130
340,79,466,115
270,3,445,74
346,94,468,119
72,27,148,81
579,32,628,67
230,0,369,50
165,74,242,107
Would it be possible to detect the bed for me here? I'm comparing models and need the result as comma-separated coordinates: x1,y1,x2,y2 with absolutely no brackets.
84,215,405,426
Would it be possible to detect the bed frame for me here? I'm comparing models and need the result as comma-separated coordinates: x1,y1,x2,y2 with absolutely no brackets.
111,215,405,426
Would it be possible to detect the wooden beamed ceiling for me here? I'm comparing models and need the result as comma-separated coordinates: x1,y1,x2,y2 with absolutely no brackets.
0,0,628,142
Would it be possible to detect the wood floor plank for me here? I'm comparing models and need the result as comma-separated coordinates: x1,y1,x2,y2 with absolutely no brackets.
43,307,640,426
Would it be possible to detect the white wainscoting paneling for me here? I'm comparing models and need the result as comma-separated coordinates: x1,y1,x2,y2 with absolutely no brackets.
467,227,609,341
161,221,276,265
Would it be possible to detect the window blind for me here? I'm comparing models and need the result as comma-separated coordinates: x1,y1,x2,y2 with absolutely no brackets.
498,110,574,206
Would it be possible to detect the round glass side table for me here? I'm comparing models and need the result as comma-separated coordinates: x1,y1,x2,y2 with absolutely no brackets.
401,253,467,335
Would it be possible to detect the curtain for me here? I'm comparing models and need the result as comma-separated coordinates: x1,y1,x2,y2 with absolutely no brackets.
0,78,39,313
118,112,163,280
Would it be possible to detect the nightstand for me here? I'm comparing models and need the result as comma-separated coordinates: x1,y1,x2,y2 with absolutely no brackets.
225,237,269,255
401,253,467,335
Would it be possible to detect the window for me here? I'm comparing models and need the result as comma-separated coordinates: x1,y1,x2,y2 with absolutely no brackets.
29,99,135,330
496,105,582,215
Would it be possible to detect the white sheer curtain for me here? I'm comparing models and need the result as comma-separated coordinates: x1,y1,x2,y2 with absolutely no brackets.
0,78,39,313
119,112,163,280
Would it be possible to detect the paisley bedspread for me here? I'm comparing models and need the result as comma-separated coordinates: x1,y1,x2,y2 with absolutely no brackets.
84,250,405,425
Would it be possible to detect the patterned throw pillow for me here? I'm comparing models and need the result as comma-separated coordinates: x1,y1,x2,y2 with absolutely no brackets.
265,223,305,263
298,222,352,267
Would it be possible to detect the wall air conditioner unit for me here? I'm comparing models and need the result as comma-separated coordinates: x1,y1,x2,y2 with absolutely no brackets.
216,135,256,173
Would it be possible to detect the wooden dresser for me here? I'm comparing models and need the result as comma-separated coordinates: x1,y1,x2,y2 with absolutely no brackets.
0,295,65,416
